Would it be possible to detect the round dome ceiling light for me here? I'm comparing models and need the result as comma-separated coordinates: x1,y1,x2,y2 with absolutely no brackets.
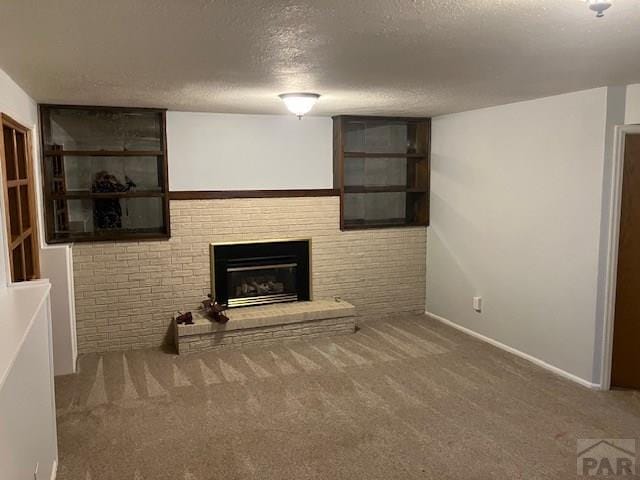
586,0,612,17
279,93,321,119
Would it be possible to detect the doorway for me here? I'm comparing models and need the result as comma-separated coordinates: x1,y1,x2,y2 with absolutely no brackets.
611,131,640,389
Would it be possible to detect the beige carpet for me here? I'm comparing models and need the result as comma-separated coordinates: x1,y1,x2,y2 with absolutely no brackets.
54,314,640,479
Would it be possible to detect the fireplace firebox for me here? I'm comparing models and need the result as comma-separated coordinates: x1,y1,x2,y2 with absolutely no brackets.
211,240,311,308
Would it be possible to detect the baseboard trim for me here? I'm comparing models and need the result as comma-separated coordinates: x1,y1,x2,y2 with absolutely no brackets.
425,311,601,390
50,459,58,480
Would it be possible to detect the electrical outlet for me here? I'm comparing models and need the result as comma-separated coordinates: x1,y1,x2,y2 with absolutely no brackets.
473,296,482,313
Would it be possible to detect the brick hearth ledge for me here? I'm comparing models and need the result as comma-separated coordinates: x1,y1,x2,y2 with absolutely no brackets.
174,298,356,354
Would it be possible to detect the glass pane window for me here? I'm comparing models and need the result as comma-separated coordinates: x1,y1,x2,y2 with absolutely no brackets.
20,185,30,229
345,120,410,154
53,197,165,238
343,192,407,225
45,155,162,193
7,186,20,241
24,234,35,280
344,157,407,188
40,105,169,242
43,107,162,151
16,131,27,179
12,245,24,281
335,116,430,230
3,125,17,180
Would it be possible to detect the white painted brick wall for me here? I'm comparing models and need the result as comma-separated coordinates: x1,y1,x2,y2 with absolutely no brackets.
72,197,426,353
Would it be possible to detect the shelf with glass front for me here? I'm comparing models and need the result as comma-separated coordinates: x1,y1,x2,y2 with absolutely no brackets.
39,105,169,243
333,115,430,230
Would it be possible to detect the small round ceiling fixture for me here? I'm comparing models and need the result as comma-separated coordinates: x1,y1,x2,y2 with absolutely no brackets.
279,93,321,119
586,0,612,17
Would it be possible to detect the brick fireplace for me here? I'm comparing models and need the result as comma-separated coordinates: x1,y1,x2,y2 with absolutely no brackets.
211,239,311,308
72,196,426,353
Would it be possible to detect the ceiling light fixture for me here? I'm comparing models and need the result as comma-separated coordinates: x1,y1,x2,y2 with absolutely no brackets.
279,93,320,119
586,0,612,17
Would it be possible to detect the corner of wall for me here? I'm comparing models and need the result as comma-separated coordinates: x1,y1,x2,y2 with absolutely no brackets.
592,85,627,385
428,87,611,386
625,84,640,125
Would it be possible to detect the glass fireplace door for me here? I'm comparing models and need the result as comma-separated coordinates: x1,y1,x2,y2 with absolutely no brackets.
227,260,298,307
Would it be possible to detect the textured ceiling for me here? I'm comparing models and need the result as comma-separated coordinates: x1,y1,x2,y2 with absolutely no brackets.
1,0,639,116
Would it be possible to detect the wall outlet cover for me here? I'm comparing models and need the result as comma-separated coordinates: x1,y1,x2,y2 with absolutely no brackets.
473,296,482,312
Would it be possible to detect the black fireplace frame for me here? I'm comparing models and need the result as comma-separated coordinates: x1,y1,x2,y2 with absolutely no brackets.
210,239,311,308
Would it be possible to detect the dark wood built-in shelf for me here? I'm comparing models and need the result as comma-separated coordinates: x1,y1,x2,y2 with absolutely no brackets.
342,218,427,230
50,229,169,242
39,104,170,243
1,113,41,282
43,150,164,157
333,115,431,230
343,152,426,159
169,189,339,200
344,185,428,194
50,190,164,200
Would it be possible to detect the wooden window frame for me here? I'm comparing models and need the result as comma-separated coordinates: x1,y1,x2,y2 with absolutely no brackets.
0,113,41,282
39,104,170,243
333,115,431,231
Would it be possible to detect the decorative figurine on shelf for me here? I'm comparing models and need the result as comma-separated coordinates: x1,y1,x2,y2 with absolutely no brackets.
91,171,136,230
175,311,194,325
201,294,229,324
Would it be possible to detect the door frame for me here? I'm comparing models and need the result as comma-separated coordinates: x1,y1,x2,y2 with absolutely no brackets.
0,113,41,282
600,124,640,390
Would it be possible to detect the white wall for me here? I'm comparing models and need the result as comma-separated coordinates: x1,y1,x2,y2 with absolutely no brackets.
41,247,77,375
0,282,57,480
626,84,640,124
0,67,77,374
167,112,333,191
427,88,611,385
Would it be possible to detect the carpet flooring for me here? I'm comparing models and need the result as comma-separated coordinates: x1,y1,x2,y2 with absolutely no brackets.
54,314,640,479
